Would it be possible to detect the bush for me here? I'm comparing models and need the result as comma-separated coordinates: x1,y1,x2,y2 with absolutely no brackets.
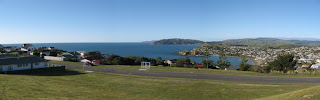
251,65,270,73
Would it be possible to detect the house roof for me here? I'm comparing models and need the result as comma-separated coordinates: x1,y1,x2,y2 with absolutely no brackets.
196,64,204,67
22,44,35,49
0,57,46,65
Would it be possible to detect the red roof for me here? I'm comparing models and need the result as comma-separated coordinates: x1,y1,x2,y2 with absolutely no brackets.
196,64,204,67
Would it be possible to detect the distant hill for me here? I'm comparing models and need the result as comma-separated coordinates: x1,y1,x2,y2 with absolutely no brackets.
221,38,295,47
206,37,320,48
152,38,204,45
151,37,320,47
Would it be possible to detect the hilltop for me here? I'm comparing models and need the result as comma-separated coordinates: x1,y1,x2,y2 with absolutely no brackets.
207,37,320,48
151,38,204,45
153,37,320,47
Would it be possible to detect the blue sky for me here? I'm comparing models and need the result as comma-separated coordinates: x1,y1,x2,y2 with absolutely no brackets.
0,0,320,43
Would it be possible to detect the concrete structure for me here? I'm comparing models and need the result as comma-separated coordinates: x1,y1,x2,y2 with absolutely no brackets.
0,57,48,72
141,62,151,69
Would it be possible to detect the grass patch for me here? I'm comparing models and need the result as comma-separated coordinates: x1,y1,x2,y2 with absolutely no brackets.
50,61,320,77
0,70,315,100
258,85,320,100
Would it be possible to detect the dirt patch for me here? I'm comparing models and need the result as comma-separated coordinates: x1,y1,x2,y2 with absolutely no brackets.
303,94,314,98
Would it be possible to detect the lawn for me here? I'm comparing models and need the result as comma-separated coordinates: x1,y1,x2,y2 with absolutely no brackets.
258,85,320,100
0,69,316,100
50,61,320,77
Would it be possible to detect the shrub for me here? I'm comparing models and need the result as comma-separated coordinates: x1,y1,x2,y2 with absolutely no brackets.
252,65,270,73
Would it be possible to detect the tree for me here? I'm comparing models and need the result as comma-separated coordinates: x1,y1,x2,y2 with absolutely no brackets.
201,59,214,68
103,55,120,65
149,58,157,66
156,57,164,65
112,57,123,65
184,56,191,67
239,56,251,71
204,50,210,69
268,53,297,73
176,58,185,67
216,51,231,70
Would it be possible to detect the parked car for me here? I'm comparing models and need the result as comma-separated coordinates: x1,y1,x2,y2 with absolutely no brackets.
84,62,94,66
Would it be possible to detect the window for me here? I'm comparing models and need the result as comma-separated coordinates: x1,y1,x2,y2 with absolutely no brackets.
35,62,39,65
8,65,13,71
17,64,23,67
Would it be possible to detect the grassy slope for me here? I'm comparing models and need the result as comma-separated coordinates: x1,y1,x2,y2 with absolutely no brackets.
0,70,315,100
50,61,320,77
258,85,320,100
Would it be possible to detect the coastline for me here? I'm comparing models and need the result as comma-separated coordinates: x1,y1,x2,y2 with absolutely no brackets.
176,53,259,65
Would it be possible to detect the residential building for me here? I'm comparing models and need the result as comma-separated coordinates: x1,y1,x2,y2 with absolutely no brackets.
0,57,48,72
21,44,36,53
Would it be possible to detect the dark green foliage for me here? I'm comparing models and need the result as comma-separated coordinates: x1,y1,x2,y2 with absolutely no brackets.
176,58,185,67
201,59,214,68
239,56,251,71
184,56,192,68
268,53,297,73
184,56,191,65
251,66,271,73
152,38,204,45
102,55,157,65
216,51,231,69
102,55,121,65
149,58,157,66
112,57,123,65
156,57,164,65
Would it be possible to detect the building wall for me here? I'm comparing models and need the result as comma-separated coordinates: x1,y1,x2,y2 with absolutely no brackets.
0,62,48,72
44,56,65,61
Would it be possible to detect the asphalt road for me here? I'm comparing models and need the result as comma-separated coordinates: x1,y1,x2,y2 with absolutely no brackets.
52,63,320,83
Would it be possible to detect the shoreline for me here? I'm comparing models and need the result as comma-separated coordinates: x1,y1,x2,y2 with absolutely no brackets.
177,53,259,65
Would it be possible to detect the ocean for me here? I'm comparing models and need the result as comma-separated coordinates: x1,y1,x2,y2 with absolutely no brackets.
3,43,254,65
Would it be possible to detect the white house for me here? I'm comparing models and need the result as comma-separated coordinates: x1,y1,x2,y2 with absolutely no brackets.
48,47,55,50
311,64,320,69
21,44,36,53
0,57,48,72
76,51,86,58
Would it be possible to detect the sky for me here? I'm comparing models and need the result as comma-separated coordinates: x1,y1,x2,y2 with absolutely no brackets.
0,0,320,44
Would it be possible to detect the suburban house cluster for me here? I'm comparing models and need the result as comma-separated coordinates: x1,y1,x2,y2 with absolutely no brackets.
0,44,105,72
